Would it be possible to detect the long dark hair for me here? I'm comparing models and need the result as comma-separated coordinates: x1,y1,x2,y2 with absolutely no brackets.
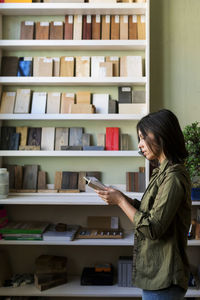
137,109,188,164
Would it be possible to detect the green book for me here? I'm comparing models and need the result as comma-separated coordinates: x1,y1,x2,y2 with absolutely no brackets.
0,221,49,234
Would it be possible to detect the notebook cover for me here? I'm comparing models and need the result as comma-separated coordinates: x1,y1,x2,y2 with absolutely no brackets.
1,56,19,76
111,15,120,40
20,21,34,40
92,15,101,40
35,22,49,40
64,15,73,40
17,57,33,77
50,21,63,40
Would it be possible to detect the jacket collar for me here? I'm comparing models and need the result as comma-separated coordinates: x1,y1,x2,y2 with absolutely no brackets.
158,159,169,174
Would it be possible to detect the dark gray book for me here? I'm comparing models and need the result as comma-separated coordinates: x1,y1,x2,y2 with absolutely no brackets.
23,165,39,190
61,146,82,151
120,134,129,150
1,56,19,76
9,133,20,150
0,127,16,150
83,146,104,151
109,99,118,113
27,128,42,147
69,127,83,146
6,165,16,190
61,172,78,189
118,86,132,103
132,90,146,103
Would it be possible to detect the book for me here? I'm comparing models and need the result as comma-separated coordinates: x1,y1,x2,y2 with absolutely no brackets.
14,89,31,114
111,15,120,40
33,57,53,77
0,127,16,150
37,171,47,190
46,92,61,114
106,127,119,150
60,56,74,77
69,127,83,146
76,56,90,77
92,15,101,40
82,15,92,40
31,92,47,114
69,104,94,114
128,15,138,40
91,56,105,78
50,21,63,40
22,165,39,190
0,92,16,113
17,57,33,76
61,93,75,113
35,255,67,274
41,127,55,151
97,133,105,147
92,94,109,114
109,99,118,113
14,166,23,190
61,172,79,189
73,15,82,40
16,127,28,146
120,15,128,40
27,128,42,146
54,171,62,190
82,133,90,146
106,56,119,76
137,15,146,40
101,15,110,40
78,171,86,192
120,134,129,150
35,22,49,40
118,103,147,114
99,62,113,77
0,221,49,234
20,21,34,40
52,57,60,77
120,56,142,77
76,91,91,104
9,132,20,150
1,56,19,76
43,224,79,241
55,128,69,150
132,90,146,103
64,15,73,40
118,86,132,103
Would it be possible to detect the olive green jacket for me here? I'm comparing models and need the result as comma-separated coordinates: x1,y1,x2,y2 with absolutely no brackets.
132,159,191,291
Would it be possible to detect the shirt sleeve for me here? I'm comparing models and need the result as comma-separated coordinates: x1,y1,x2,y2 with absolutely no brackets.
132,172,185,240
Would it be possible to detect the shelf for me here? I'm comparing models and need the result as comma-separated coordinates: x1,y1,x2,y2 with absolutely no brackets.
0,113,145,121
0,77,146,86
0,150,141,157
0,40,146,51
0,3,147,15
0,278,198,297
0,192,143,205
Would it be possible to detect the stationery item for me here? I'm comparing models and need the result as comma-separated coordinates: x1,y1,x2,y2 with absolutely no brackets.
73,15,82,40
106,127,119,150
14,89,31,114
128,15,138,40
101,15,110,40
120,134,129,150
83,146,104,151
118,86,132,103
17,57,32,77
82,133,90,147
64,15,73,40
20,21,34,40
16,127,28,146
97,133,105,147
43,224,79,241
7,165,16,190
50,21,63,40
35,22,49,40
120,56,142,77
69,104,94,114
1,56,19,76
41,127,55,151
27,128,42,146
22,165,39,190
82,15,92,40
109,99,118,113
55,128,69,150
60,57,74,77
46,92,61,114
76,56,90,77
76,91,91,104
9,133,20,150
31,92,47,114
69,127,83,146
33,57,53,77
86,171,101,181
99,62,113,77
106,56,119,76
132,90,146,103
0,92,16,113
61,172,79,189
92,15,101,40
91,56,105,78
37,171,47,190
78,171,86,192
84,176,106,191
14,166,23,190
118,103,147,114
111,15,120,40
52,57,60,77
120,15,128,40
0,127,16,150
61,93,75,113
54,171,62,190
92,94,109,114
137,15,146,40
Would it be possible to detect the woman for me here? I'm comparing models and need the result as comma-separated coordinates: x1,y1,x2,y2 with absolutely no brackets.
95,109,191,300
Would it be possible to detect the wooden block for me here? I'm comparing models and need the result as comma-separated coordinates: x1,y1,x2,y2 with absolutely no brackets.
89,0,116,2
101,15,110,40
82,15,92,40
92,94,109,114
37,171,47,190
99,62,113,77
35,22,49,40
7,165,16,190
34,272,67,286
61,93,75,113
14,166,23,190
97,133,105,147
33,57,53,77
64,15,73,40
0,92,16,113
14,89,31,114
135,0,146,2
106,56,119,76
109,99,118,113
41,127,55,151
1,56,19,76
118,86,132,103
92,15,101,40
59,189,80,193
46,92,61,114
35,255,67,274
73,15,82,40
82,133,90,146
27,128,42,146
111,15,120,40
16,127,28,146
19,145,40,150
128,15,138,40
91,56,105,78
54,171,62,190
120,15,128,40
61,172,78,189
20,21,34,40
15,189,36,193
118,103,147,114
50,21,63,40
76,91,91,104
132,90,146,103
106,127,119,150
69,127,83,146
9,133,20,150
78,171,86,192
55,128,69,150
52,57,60,77
120,56,142,77
137,15,146,40
120,133,129,150
60,57,74,77
0,127,16,150
76,56,90,77
69,104,94,114
31,92,47,114
23,165,39,190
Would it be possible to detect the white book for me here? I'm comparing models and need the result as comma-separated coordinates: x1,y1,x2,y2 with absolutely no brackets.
91,56,105,78
31,92,47,114
41,127,55,151
73,15,82,40
92,94,109,114
14,89,31,114
43,225,79,241
127,56,142,77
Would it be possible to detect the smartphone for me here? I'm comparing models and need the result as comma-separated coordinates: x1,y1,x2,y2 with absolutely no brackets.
83,176,107,191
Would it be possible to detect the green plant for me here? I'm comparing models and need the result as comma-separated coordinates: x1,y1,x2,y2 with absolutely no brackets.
183,122,200,188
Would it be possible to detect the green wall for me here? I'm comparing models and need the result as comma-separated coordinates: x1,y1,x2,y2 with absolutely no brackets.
151,0,200,127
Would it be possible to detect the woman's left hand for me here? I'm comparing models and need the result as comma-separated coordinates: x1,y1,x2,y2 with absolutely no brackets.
95,187,125,206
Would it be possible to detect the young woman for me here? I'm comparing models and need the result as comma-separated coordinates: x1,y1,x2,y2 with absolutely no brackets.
95,109,191,300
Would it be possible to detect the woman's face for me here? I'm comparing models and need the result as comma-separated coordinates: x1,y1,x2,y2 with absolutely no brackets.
138,130,157,161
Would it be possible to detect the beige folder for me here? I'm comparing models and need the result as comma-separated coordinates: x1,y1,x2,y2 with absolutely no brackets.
33,57,53,77
60,56,74,77
14,89,31,114
46,92,61,114
0,92,16,113
61,93,75,113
